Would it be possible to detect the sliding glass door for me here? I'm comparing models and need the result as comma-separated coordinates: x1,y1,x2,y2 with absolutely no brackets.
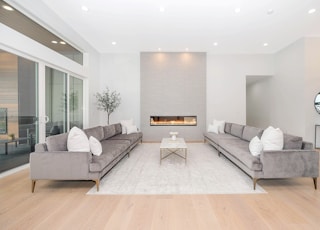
0,50,38,172
45,67,84,136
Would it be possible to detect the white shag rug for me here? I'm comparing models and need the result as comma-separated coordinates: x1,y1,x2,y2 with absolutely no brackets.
87,143,266,195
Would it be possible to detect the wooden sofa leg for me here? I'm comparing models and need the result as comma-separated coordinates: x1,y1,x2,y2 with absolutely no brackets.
253,178,259,190
94,179,100,192
31,180,36,193
313,178,317,190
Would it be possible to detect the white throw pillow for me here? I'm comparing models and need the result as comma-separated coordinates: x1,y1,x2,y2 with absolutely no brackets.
120,119,133,134
261,126,284,151
67,127,90,152
126,125,138,134
213,119,225,134
208,124,219,134
249,136,263,156
89,136,102,156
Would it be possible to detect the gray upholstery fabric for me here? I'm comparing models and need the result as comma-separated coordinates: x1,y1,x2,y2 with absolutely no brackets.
84,126,104,141
103,124,116,140
242,126,264,141
219,139,262,171
260,150,319,178
46,133,68,151
114,123,122,135
302,141,313,150
204,132,238,145
90,140,131,172
230,124,244,138
224,123,232,134
35,143,47,152
283,133,303,149
110,132,143,144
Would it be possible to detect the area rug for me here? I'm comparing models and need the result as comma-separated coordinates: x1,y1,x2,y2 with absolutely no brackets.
87,143,266,195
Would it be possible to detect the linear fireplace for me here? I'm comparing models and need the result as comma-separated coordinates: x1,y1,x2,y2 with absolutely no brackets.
150,116,197,126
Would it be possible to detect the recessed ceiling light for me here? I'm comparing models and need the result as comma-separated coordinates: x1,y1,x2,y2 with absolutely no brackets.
185,48,189,51
51,40,58,44
263,43,269,47
213,42,218,46
267,9,274,15
308,8,316,14
81,5,89,12
158,48,161,51
60,41,66,45
234,8,241,13
111,42,117,45
159,6,165,12
2,5,14,11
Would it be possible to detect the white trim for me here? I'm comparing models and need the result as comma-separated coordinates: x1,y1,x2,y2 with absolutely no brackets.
0,164,30,179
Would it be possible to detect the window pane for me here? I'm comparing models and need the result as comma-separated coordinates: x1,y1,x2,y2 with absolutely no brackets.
45,67,67,136
69,76,83,129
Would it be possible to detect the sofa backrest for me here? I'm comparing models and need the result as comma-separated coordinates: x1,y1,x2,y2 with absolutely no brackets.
242,126,264,141
283,133,303,149
230,124,244,138
46,132,68,151
224,122,232,134
84,126,104,141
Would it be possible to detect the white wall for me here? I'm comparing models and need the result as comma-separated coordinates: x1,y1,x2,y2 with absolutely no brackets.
246,76,272,129
206,54,274,126
98,53,140,127
304,38,320,143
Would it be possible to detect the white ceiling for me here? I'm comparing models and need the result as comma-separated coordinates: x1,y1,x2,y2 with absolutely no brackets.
10,0,320,54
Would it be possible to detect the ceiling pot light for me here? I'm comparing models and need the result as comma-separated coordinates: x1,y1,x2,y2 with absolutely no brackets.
234,8,241,13
2,5,14,11
60,41,66,45
81,5,89,12
51,40,58,44
159,6,165,12
267,9,274,15
111,42,117,45
308,8,316,14
263,43,269,47
213,42,218,46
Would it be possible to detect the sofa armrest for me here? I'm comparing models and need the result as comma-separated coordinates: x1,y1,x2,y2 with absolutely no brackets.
260,150,319,178
35,143,48,152
30,151,93,180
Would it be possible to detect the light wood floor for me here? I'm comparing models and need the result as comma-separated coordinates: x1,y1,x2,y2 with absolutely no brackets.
0,168,319,230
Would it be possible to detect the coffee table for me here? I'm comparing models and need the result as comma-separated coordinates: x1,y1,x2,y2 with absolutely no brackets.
160,138,187,164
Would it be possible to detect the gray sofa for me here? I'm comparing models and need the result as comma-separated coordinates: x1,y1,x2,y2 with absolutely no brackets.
204,122,319,189
30,123,142,192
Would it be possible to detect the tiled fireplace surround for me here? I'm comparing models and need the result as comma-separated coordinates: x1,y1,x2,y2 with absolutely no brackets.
140,52,206,142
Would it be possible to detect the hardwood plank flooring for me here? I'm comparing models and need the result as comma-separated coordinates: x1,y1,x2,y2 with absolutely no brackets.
0,168,319,230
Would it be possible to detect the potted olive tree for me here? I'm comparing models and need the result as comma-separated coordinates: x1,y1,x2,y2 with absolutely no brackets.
95,87,121,125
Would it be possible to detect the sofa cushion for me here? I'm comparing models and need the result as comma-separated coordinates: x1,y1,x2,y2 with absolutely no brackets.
103,124,116,140
283,133,303,149
67,127,90,152
230,124,244,138
90,139,131,172
261,126,284,151
84,126,104,141
114,123,122,135
89,136,102,156
204,132,238,145
224,122,232,134
242,126,264,141
207,124,219,134
110,132,143,144
213,119,225,134
249,136,263,156
46,132,68,151
219,138,262,171
120,119,133,134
